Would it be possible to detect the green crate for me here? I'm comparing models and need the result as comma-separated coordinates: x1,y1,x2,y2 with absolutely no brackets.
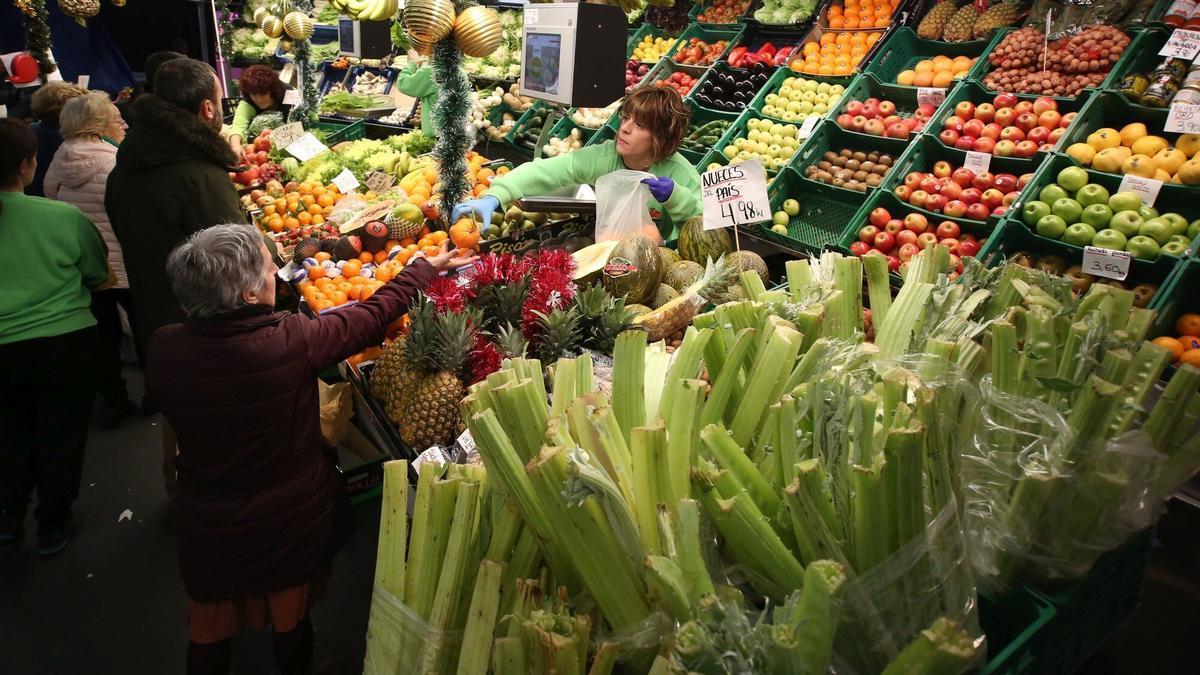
842,190,997,262
1149,257,1200,342
924,80,1091,163
882,135,1047,232
644,59,709,98
713,108,808,175
979,588,1057,675
785,23,893,77
827,73,955,143
749,67,856,126
817,0,908,32
971,26,1145,102
690,0,753,28
541,114,599,157
669,23,745,67
504,101,554,150
1103,28,1174,116
757,165,876,253
865,26,991,88
689,61,773,117
313,118,365,144
628,24,684,63
586,115,620,148
788,119,910,196
680,104,742,165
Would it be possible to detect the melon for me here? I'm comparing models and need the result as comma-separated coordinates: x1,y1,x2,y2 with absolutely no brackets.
726,250,770,285
658,246,681,268
677,215,733,264
663,260,704,292
601,235,662,305
626,304,652,317
572,240,621,283
651,284,679,309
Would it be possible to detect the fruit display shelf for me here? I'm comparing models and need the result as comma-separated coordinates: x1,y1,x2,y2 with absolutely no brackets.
995,154,1191,283
688,61,774,115
817,0,911,32
758,164,879,253
669,23,745,68
503,101,554,152
679,102,743,166
1055,91,1200,197
628,24,684,63
644,58,709,98
689,0,754,29
788,118,909,195
786,24,892,79
841,189,993,276
865,26,991,89
1101,28,1173,117
923,80,1090,165
747,66,854,126
827,73,951,143
1148,258,1200,380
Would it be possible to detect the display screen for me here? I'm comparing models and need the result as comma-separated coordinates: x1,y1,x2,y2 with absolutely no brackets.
524,32,562,96
338,19,356,54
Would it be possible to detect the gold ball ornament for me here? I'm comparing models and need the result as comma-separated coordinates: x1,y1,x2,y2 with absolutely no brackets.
15,0,36,17
283,11,314,40
112,0,126,6
403,0,455,44
260,14,285,39
410,37,435,56
253,6,269,24
453,6,503,59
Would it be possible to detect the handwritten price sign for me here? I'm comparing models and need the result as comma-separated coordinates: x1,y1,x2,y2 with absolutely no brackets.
701,160,771,231
917,87,946,109
1160,29,1200,60
1117,174,1162,207
1166,102,1200,134
1082,246,1131,281
963,151,992,175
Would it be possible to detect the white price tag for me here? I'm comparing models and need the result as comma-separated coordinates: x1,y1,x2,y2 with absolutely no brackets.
1165,102,1200,134
0,105,6,119
1160,29,1200,60
524,8,539,24
917,87,946,109
1117,174,1162,206
284,132,329,161
365,170,396,193
1082,246,1131,281
798,115,820,140
332,168,360,194
283,89,303,106
270,122,305,149
701,159,771,231
77,74,89,89
456,429,476,455
963,151,992,175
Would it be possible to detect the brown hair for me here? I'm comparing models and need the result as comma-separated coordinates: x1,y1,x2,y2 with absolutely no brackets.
618,86,692,164
238,65,285,108
30,81,87,127
1,119,38,213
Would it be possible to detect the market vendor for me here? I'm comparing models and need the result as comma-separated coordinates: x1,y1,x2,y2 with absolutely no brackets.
225,64,290,157
392,50,438,135
451,86,702,240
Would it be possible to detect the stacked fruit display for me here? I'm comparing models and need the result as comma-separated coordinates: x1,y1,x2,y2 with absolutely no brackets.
297,229,452,313
672,37,729,66
800,148,896,192
894,164,1031,220
1002,251,1159,307
231,130,283,187
726,43,795,69
1020,166,1198,260
982,25,1130,97
720,118,804,171
1065,124,1200,185
835,98,933,140
790,31,883,77
1154,314,1200,367
823,0,899,30
246,180,347,238
697,0,751,24
632,34,678,63
692,64,771,113
760,76,846,123
895,55,978,87
625,60,653,92
850,206,984,270
654,70,700,97
916,0,1022,42
937,94,1073,156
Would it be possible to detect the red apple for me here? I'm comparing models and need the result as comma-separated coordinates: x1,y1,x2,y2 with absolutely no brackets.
992,205,1008,218
874,231,896,253
864,119,886,136
943,200,968,218
904,213,930,233
974,103,996,123
971,172,995,191
994,140,1016,157
904,116,921,131
1037,110,1061,130
994,107,1016,127
981,122,1004,141
1059,111,1076,129
1026,126,1050,144
1017,173,1034,189
878,100,897,117
1048,127,1066,145
1032,96,1057,115
960,187,982,205
887,255,901,272
993,173,1018,193
973,137,997,154
960,233,978,244
938,238,961,253
955,135,977,151
993,92,1018,108
882,114,903,128
962,118,986,138
1015,112,1038,132
1002,191,1020,207
932,161,953,178
904,172,924,190
894,185,913,201
939,181,964,200
916,103,937,118
885,218,904,234
951,167,975,188
896,229,918,247
919,175,940,193
980,188,1005,209
869,207,891,227
862,101,880,119
849,240,871,256
1013,100,1034,115
865,97,880,106
958,240,981,257
999,126,1026,142
850,115,868,132
966,202,991,220
955,101,976,120
936,220,961,239
898,242,920,262
846,100,864,116
886,123,910,139
909,190,929,208
925,193,947,213
1013,140,1039,158
939,129,961,146
837,113,854,129
917,232,939,248
943,115,965,133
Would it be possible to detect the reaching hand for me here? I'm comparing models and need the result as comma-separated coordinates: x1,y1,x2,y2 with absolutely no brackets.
450,196,501,231
423,240,479,271
641,176,675,203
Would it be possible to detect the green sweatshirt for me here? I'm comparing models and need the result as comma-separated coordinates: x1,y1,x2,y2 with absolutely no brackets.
228,100,260,140
0,191,109,345
485,141,703,239
394,62,438,136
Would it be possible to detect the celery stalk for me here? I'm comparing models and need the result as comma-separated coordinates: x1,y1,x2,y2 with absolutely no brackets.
786,259,813,301
456,559,505,675
731,325,803,445
701,328,756,427
701,423,780,517
876,281,934,361
794,560,846,675
424,480,480,672
576,351,595,397
659,326,712,419
863,253,892,329
851,457,886,573
566,394,636,507
885,421,926,554
499,526,540,617
492,637,526,675
829,256,864,340
550,357,577,419
644,340,672,426
587,643,619,675
880,617,979,675
612,331,647,442
645,555,695,621
373,461,408,599
784,464,851,569
1017,308,1057,401
703,326,729,382
783,338,833,392
484,502,523,563
777,396,800,485
1113,342,1172,434
408,476,458,620
741,269,769,300
665,379,706,505
631,423,668,555
675,498,716,604
1144,363,1200,451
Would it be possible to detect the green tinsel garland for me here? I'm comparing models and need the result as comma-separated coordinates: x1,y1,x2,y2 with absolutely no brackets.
430,30,473,226
288,0,320,125
214,0,235,60
24,0,57,78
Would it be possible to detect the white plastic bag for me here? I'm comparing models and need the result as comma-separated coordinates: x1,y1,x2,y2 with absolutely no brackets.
594,169,662,244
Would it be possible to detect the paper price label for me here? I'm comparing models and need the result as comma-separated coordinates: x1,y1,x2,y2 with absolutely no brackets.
456,429,476,455
77,74,89,89
701,159,771,231
0,105,6,119
1166,102,1200,134
798,115,820,140
1160,29,1200,60
917,87,946,109
271,122,305,150
524,9,538,24
283,89,303,106
364,171,396,194
963,151,992,175
284,132,328,161
332,168,360,194
1117,174,1162,206
1082,246,1131,281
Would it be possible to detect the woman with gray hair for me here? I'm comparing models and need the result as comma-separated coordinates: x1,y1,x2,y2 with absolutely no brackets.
44,91,136,429
146,223,473,675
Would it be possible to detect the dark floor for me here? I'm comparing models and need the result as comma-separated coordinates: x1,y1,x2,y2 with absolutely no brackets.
1,367,1197,675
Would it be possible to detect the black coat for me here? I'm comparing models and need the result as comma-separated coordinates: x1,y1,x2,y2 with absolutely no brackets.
105,94,244,349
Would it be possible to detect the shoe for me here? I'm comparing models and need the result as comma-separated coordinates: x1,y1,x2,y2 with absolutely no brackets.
100,398,137,430
0,513,24,546
37,518,80,557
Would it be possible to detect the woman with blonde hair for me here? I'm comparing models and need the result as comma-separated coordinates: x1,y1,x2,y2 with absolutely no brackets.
26,81,87,197
44,92,138,429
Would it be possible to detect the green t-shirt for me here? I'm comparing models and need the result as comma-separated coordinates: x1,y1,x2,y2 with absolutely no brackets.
0,191,109,345
485,140,703,238
394,62,438,136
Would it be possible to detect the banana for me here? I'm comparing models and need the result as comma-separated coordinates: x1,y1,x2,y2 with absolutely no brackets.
363,0,391,21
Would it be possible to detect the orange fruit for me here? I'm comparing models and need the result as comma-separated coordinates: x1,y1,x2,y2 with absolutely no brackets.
421,245,441,257
315,252,331,262
314,276,332,289
301,195,316,207
306,264,326,279
298,182,314,195
311,214,325,226
374,250,388,264
356,251,373,264
297,212,312,226
1176,313,1200,336
341,260,362,277
315,299,334,311
829,16,845,28
1181,349,1200,368
317,193,335,207
284,217,300,230
1179,335,1200,351
1153,336,1185,362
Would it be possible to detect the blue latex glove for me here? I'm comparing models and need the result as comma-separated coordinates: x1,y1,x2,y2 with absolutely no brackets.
450,196,501,230
641,176,674,203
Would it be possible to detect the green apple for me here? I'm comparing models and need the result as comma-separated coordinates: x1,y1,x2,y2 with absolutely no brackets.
1062,222,1097,246
783,199,800,217
1138,204,1159,220
1036,214,1068,239
1108,210,1144,238
1091,229,1128,251
1039,184,1070,205
723,145,739,160
1162,239,1189,256
1057,166,1089,193
1125,235,1161,260
1189,219,1200,240
1108,190,1142,214
772,223,789,235
816,82,831,94
1022,201,1052,227
1080,203,1113,229
1160,212,1188,236
1075,184,1110,207
1052,198,1083,224
1139,217,1174,245
772,211,789,227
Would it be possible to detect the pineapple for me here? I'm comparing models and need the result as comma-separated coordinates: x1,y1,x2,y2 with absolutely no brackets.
574,286,634,353
634,257,737,342
494,322,528,359
532,308,582,364
941,4,980,43
917,0,959,40
973,1,1020,40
